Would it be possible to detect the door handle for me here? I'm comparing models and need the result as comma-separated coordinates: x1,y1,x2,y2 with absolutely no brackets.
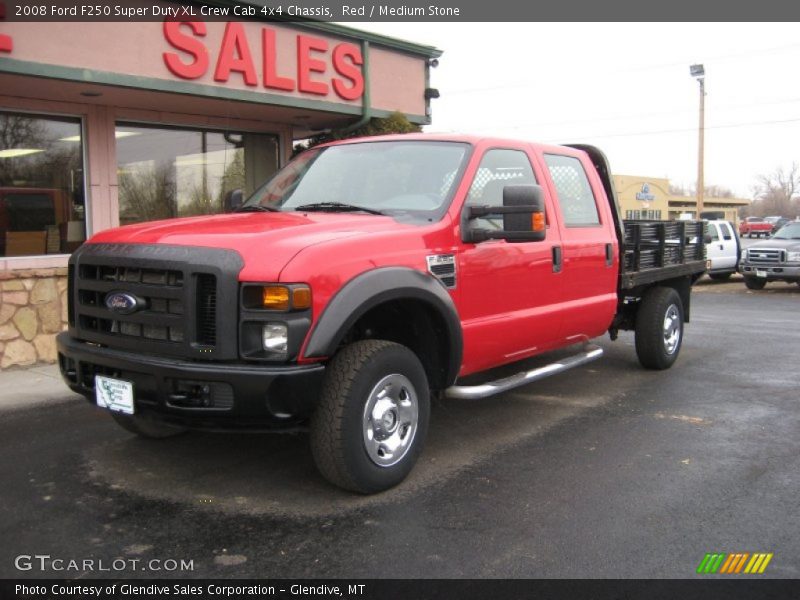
605,243,613,267
552,246,562,273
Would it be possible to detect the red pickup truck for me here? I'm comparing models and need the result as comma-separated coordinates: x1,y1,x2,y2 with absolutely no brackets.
57,135,705,493
739,216,773,238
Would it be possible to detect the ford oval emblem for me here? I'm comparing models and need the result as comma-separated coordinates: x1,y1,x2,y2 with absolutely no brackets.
105,291,143,315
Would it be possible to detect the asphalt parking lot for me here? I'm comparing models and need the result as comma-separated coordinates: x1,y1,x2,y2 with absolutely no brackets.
0,282,798,579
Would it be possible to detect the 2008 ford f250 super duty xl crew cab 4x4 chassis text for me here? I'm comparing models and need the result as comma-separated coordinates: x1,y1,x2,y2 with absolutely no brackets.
57,135,706,493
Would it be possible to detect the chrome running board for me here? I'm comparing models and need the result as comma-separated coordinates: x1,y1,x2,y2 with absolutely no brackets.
444,344,604,400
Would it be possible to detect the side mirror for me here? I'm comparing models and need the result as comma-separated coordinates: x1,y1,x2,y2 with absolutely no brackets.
224,189,244,213
703,234,713,244
464,184,546,243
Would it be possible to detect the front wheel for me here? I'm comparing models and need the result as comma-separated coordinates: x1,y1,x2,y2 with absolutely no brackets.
744,277,767,290
310,340,430,494
635,287,684,370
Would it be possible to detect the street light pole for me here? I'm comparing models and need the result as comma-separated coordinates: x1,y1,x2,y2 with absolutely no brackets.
690,64,705,218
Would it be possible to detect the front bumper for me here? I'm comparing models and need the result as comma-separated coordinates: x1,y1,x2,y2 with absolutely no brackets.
57,332,325,431
740,264,800,280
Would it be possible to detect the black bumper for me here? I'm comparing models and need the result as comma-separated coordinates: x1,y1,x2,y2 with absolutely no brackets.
56,332,325,431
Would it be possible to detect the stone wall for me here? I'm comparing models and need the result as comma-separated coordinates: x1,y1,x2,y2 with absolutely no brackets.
0,268,68,369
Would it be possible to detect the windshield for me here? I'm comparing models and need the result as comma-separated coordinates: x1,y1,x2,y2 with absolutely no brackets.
773,222,800,239
241,141,470,220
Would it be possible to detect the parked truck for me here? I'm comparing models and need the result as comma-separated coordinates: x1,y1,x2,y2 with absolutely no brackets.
57,135,706,493
739,216,773,238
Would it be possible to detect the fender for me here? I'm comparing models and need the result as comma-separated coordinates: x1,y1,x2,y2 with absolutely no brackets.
304,267,463,385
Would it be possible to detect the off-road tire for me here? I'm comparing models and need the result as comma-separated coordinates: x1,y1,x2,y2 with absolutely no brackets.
310,340,430,494
110,412,188,439
635,286,684,370
744,277,767,290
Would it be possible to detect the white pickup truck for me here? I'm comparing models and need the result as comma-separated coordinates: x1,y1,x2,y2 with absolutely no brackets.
705,220,740,280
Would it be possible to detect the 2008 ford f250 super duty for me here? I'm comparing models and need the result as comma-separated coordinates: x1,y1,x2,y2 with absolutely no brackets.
57,135,706,493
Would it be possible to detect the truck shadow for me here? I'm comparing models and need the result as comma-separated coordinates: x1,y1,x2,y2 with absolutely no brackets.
84,348,629,517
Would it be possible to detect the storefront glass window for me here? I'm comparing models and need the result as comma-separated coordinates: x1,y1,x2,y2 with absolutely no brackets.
0,112,85,257
115,123,279,226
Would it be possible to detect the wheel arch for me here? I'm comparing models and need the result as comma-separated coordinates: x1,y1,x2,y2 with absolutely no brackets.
303,267,463,390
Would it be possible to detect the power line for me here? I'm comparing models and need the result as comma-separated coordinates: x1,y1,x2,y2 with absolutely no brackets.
539,116,800,142
427,115,800,141
441,96,800,134
445,42,800,97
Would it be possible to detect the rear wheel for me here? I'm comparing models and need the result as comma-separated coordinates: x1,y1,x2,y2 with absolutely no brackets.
709,272,731,281
110,412,187,439
744,277,767,290
310,340,430,494
635,287,684,370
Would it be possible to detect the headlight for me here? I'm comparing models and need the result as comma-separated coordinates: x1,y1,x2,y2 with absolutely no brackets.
262,323,288,353
787,251,800,263
240,283,312,361
740,250,747,261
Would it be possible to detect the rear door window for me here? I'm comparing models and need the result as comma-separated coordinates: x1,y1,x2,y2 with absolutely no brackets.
543,154,601,227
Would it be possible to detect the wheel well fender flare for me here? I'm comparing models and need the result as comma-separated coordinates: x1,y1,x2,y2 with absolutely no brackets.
304,267,463,385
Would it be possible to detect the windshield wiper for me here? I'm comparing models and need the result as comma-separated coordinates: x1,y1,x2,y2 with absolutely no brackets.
295,202,385,216
236,205,279,213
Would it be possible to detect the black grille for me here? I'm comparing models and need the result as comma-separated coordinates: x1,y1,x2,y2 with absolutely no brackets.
76,265,187,344
196,274,217,346
73,259,219,353
68,244,242,361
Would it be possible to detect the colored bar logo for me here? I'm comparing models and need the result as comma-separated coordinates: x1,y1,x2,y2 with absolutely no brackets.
696,552,773,574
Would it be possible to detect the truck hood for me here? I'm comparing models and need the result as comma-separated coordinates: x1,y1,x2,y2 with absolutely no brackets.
87,212,411,280
748,238,800,251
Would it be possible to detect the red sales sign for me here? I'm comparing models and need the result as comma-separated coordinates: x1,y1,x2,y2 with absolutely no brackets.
163,21,364,101
0,2,13,53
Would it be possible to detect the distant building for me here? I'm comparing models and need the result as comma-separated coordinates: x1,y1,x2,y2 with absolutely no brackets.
613,175,749,224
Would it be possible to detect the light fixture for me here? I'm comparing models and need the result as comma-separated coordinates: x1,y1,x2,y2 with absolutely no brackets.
0,148,44,159
59,131,139,143
689,63,706,217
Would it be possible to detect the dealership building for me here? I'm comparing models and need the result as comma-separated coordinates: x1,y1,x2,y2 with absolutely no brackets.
614,175,748,224
0,14,439,368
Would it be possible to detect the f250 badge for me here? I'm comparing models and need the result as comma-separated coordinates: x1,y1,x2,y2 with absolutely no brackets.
105,291,145,315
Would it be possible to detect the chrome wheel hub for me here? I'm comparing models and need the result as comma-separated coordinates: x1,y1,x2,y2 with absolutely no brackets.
362,374,418,468
663,304,681,355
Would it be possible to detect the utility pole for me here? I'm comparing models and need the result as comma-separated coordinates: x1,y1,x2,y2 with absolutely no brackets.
690,64,705,218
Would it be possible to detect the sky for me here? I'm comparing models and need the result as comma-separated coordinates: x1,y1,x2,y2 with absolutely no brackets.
353,22,800,199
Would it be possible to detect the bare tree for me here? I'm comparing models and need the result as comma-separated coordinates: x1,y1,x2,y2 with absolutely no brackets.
704,185,735,198
751,163,800,217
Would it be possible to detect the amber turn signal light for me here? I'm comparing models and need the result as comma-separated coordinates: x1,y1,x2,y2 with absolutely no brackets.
260,285,311,310
292,286,312,310
262,286,290,310
532,212,545,232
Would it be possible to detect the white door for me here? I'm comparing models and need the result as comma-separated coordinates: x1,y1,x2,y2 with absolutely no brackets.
706,222,738,271
717,221,739,270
